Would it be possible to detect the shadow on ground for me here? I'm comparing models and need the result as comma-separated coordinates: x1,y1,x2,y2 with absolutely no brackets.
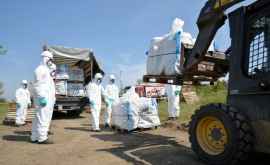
64,126,90,132
2,135,29,142
52,111,85,120
13,130,31,135
91,132,270,165
92,132,203,165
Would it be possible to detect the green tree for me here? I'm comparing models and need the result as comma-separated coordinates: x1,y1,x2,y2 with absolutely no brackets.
0,82,5,102
0,45,8,55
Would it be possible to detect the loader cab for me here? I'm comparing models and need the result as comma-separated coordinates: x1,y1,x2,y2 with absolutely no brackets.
228,0,270,122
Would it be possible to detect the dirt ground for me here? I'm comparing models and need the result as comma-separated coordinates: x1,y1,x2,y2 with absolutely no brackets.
0,112,269,165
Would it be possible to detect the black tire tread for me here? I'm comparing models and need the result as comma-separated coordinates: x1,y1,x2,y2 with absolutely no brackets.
189,103,254,165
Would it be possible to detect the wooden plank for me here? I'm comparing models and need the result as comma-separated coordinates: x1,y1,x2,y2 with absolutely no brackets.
3,108,36,124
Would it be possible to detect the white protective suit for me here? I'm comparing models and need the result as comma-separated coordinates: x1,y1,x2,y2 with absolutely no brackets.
166,85,182,118
31,51,56,142
104,75,119,125
15,81,31,125
86,73,105,131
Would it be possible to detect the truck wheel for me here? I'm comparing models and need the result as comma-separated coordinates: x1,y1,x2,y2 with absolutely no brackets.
189,103,254,165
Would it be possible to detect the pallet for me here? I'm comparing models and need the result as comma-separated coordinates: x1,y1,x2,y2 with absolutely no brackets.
111,125,132,134
143,75,183,85
3,103,36,125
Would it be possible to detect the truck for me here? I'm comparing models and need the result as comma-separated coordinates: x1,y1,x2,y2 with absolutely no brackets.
47,45,104,117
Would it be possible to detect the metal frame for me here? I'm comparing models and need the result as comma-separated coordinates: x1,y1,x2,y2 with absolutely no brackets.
228,0,270,153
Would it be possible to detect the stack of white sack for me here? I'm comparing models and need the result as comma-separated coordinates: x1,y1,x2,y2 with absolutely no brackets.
68,66,84,81
146,18,195,76
55,81,67,95
137,97,160,128
111,87,160,131
67,83,86,97
56,64,69,80
111,87,141,131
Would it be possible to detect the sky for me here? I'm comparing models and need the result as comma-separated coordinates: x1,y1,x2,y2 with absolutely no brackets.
0,0,254,100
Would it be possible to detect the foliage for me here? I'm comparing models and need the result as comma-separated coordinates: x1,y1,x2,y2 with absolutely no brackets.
0,82,5,102
158,82,227,123
0,82,3,96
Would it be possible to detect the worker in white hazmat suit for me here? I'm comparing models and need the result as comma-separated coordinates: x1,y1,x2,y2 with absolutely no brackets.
15,80,31,126
166,85,182,120
104,74,119,128
31,50,55,144
86,73,105,132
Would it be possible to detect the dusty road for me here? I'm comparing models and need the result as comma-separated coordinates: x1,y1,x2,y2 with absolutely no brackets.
0,112,269,165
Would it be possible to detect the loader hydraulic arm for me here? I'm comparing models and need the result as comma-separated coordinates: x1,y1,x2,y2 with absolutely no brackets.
184,0,244,71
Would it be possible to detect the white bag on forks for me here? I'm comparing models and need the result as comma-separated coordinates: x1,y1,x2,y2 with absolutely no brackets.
146,18,184,76
146,17,217,77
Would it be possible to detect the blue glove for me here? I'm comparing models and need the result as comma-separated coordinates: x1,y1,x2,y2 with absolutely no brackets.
109,98,114,103
105,99,110,107
175,90,180,96
38,97,47,107
16,103,21,109
106,98,114,107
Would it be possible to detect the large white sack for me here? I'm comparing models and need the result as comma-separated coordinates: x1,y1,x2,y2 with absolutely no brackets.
181,32,194,45
146,18,184,76
170,18,184,35
55,81,67,95
56,64,69,80
111,87,141,131
111,87,161,131
68,66,84,81
137,97,160,128
67,83,85,97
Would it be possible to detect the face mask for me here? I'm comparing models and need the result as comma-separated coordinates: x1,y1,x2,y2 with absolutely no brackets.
50,71,56,78
97,79,102,84
23,84,27,89
110,79,115,84
47,60,54,67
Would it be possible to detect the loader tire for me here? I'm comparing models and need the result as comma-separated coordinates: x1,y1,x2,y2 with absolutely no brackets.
189,103,254,165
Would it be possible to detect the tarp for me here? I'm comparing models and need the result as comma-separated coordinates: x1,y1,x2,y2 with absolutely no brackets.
48,45,104,84
48,45,103,70
49,46,91,61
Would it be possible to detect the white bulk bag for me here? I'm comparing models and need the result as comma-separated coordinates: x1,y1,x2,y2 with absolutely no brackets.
111,87,141,131
146,18,184,76
137,97,161,128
